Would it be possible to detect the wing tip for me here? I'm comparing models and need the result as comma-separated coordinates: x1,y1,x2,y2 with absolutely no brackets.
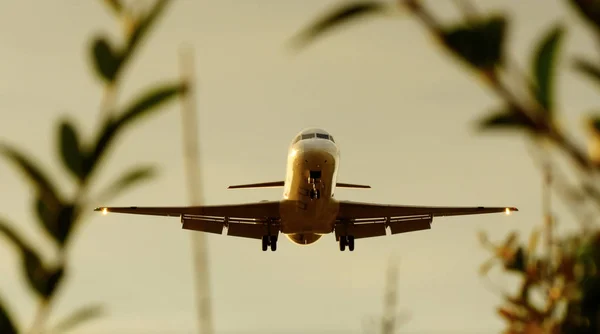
95,207,110,215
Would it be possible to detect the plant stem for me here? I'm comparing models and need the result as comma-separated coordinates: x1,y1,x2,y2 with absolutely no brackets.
178,45,214,334
27,300,50,334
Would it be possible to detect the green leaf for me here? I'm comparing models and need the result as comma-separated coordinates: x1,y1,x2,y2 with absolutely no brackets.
0,295,18,334
35,199,77,246
0,219,64,299
289,1,390,49
95,165,156,203
51,304,105,333
574,57,600,87
0,143,68,244
91,37,122,83
441,15,507,70
58,119,86,182
531,24,565,114
477,108,539,133
24,252,64,300
0,144,61,205
504,247,526,273
590,116,600,134
566,0,600,35
85,82,187,177
103,0,123,14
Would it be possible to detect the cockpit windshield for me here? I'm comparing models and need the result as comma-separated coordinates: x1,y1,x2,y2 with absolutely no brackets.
292,132,335,144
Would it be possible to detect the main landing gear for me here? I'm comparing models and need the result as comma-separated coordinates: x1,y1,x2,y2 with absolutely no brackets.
262,235,277,251
339,235,355,251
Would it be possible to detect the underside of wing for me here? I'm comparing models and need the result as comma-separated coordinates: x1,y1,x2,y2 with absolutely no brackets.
337,201,517,219
95,201,281,240
334,200,517,240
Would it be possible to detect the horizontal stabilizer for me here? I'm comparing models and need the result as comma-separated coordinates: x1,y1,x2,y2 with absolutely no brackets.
228,181,371,189
336,182,371,189
228,181,284,189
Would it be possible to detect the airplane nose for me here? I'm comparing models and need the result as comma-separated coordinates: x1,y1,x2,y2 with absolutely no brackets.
302,149,335,168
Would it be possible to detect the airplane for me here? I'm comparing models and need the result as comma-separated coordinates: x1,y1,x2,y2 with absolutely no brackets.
95,127,518,252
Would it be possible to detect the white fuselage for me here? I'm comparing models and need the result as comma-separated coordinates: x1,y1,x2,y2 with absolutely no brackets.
279,130,341,245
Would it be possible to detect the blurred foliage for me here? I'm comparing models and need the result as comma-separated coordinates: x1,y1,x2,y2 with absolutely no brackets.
0,0,186,333
293,0,600,333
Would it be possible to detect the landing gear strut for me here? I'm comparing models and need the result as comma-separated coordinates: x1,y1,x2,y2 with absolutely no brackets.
308,175,322,200
262,235,277,251
309,187,321,200
339,235,355,251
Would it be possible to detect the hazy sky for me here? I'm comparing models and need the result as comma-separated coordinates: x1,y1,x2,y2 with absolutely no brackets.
0,0,598,333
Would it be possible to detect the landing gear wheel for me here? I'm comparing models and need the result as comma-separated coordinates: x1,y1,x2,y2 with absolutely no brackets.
262,236,268,251
309,189,321,200
339,237,346,251
270,235,277,251
339,236,355,251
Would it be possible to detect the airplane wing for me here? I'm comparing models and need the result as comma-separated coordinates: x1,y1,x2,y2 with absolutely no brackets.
95,201,281,240
334,200,517,240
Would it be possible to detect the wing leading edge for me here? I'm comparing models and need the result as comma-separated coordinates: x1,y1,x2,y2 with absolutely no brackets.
95,201,281,240
334,201,517,240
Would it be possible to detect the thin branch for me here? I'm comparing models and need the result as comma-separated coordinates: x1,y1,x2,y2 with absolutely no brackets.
402,0,597,175
178,45,214,334
524,141,598,228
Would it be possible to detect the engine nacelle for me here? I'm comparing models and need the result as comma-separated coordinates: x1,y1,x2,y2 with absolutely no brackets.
286,233,322,245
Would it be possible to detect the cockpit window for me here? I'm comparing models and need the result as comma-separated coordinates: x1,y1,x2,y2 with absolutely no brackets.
293,132,335,144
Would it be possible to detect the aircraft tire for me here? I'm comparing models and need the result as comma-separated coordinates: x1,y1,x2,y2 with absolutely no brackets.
262,236,268,251
339,237,346,251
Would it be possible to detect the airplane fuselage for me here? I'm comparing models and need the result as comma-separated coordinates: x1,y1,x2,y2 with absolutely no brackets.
280,128,341,245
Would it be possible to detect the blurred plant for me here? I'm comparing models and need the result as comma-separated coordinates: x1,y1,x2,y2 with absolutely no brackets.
292,0,600,333
0,0,187,333
362,255,410,334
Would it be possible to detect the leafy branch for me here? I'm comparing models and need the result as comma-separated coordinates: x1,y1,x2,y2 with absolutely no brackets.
0,1,187,333
292,0,600,332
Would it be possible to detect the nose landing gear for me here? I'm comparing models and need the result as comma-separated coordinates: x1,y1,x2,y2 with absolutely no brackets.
308,170,322,200
309,186,321,200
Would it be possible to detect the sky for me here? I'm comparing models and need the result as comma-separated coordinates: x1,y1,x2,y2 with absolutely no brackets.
0,0,598,333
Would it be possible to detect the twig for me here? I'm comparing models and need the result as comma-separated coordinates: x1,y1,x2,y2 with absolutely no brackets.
402,0,597,175
524,141,599,228
178,45,214,334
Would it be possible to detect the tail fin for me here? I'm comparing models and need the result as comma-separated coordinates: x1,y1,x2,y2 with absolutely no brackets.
228,181,371,189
